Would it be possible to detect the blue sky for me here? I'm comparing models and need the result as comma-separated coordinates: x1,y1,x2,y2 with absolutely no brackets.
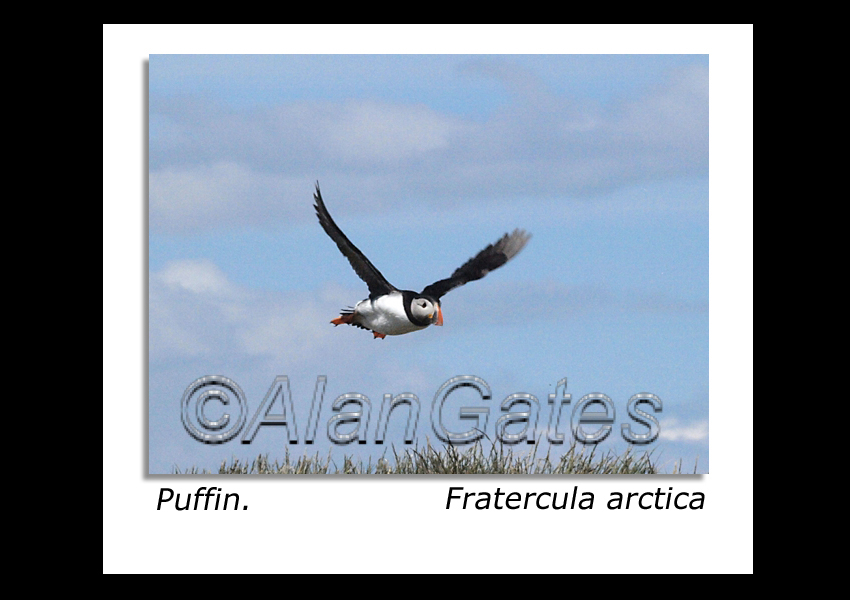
148,54,709,474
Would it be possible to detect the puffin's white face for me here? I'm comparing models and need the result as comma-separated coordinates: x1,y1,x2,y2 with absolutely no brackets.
412,297,442,325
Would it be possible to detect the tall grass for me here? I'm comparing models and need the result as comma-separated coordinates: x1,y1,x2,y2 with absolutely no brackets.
176,441,698,474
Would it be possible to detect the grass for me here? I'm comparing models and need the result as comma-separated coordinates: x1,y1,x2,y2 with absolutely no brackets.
175,440,698,474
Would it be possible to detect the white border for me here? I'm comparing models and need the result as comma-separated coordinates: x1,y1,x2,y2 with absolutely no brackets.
104,25,752,574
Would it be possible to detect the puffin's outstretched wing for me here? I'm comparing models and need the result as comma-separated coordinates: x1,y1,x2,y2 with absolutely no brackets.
313,182,397,298
421,229,531,300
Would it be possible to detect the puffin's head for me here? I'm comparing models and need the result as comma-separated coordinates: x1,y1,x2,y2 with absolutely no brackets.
411,296,443,326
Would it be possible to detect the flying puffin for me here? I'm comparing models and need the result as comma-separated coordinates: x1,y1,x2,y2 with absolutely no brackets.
314,182,530,339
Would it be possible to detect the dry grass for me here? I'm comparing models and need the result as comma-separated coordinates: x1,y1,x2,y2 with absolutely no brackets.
176,440,697,474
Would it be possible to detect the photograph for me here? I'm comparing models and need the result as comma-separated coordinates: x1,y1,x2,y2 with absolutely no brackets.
148,54,709,476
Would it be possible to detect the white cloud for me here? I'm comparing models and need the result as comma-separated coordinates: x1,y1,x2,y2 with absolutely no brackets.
149,163,315,233
318,100,462,164
149,63,708,233
158,259,232,294
660,418,708,442
149,259,340,366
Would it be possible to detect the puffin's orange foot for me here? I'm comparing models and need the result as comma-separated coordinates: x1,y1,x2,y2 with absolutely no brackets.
372,331,386,339
331,314,354,326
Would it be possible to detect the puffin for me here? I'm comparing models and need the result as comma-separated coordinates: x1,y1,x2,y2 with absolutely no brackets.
314,182,530,339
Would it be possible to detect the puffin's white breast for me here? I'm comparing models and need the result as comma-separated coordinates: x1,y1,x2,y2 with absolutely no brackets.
354,292,428,336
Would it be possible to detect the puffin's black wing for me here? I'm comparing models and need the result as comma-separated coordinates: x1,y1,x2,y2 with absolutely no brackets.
421,229,531,300
313,183,397,298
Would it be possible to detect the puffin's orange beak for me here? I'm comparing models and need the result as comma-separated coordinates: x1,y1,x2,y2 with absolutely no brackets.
435,306,443,326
